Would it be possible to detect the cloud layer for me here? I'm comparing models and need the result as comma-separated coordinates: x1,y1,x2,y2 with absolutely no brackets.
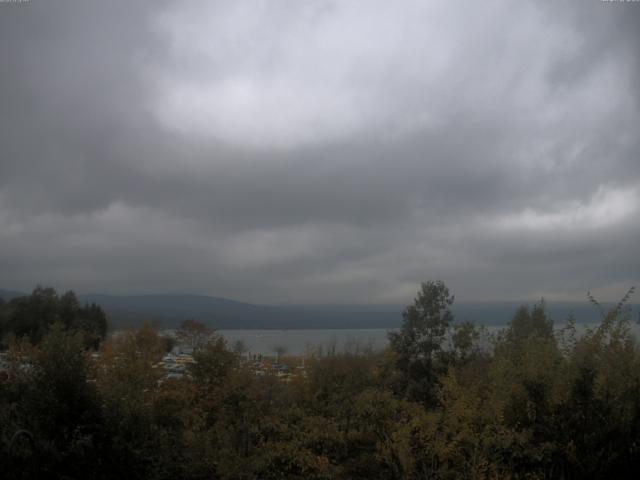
1,0,639,304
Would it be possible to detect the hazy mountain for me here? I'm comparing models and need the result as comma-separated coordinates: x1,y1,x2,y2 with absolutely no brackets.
4,289,634,329
0,289,26,301
77,294,402,330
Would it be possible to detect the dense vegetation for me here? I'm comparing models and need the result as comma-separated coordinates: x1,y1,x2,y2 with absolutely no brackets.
0,286,107,348
1,283,639,479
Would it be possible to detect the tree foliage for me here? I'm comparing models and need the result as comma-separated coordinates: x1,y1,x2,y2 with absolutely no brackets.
388,280,485,405
0,286,107,348
175,318,214,352
1,282,639,479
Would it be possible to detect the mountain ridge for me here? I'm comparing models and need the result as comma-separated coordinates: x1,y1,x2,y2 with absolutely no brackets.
2,289,635,329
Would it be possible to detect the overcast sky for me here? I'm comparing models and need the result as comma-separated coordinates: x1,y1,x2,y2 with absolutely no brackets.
1,0,639,305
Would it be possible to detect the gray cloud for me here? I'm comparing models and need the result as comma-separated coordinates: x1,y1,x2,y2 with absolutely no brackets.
1,0,639,305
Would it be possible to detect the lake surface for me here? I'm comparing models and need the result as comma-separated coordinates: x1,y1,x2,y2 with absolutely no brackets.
219,322,640,356
218,328,393,356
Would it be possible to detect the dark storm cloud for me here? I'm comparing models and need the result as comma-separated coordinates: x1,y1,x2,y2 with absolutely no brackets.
1,0,639,304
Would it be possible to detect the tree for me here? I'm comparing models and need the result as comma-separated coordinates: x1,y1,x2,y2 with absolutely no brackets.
190,336,238,388
272,344,287,363
2,287,107,348
6,286,59,343
388,280,455,405
175,319,214,352
94,324,168,479
4,324,102,478
449,320,484,364
0,297,8,343
232,339,248,357
58,290,80,328
505,301,553,346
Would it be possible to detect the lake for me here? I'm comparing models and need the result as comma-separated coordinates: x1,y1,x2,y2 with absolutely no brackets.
219,322,640,356
218,328,392,356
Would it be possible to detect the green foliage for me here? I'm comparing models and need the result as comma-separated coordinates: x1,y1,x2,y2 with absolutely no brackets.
388,281,484,406
191,335,238,387
505,301,554,346
388,280,455,404
1,282,639,479
1,286,107,348
0,324,102,478
0,297,7,339
449,320,487,366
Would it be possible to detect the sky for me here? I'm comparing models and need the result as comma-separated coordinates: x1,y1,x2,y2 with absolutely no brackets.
0,0,639,305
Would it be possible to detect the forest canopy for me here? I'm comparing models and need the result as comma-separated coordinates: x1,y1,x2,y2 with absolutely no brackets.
0,282,639,479
0,286,107,349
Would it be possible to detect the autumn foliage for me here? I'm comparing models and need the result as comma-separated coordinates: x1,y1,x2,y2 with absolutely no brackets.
1,283,639,479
